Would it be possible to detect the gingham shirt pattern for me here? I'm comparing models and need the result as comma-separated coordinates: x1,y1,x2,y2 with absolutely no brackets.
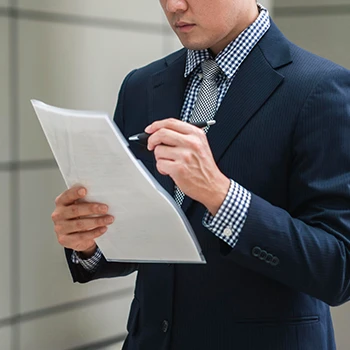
72,249,102,271
72,4,270,270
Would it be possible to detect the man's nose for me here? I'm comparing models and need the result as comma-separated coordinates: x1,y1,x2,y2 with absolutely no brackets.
165,0,188,13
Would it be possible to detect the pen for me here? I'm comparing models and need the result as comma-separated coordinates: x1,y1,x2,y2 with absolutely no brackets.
128,120,216,144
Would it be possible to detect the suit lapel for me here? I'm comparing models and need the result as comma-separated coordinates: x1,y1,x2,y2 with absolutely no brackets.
208,47,284,163
149,49,188,195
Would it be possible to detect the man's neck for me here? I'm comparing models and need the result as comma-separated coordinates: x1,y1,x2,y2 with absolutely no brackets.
210,5,260,56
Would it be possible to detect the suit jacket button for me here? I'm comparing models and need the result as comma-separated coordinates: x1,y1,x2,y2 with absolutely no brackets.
271,257,280,266
162,320,169,333
252,246,261,257
266,253,273,264
259,250,268,261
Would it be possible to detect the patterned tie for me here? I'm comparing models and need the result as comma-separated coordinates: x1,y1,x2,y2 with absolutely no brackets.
174,59,221,207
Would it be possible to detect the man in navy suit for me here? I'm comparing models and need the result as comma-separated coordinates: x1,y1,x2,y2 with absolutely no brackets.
52,0,350,349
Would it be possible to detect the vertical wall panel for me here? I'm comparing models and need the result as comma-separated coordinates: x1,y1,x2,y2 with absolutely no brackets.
0,18,10,162
276,0,350,7
0,173,11,320
260,0,273,8
163,33,183,57
332,306,350,350
19,296,132,350
0,327,11,350
17,20,165,161
16,0,165,24
274,14,350,69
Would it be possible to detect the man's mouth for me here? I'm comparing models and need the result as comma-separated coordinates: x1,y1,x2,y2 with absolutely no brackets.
175,21,196,32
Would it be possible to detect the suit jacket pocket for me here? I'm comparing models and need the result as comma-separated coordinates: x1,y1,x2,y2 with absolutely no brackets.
236,316,319,326
127,298,140,335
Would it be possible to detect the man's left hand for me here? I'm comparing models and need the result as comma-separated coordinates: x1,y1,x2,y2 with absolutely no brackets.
145,118,230,215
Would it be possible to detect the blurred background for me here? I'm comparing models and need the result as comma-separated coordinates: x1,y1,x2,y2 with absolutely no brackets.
0,0,349,349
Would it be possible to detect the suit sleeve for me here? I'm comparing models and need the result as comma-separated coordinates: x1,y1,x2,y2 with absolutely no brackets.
223,66,350,306
65,69,139,283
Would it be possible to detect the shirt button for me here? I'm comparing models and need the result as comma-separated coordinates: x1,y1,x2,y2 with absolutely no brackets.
223,227,232,237
162,320,169,333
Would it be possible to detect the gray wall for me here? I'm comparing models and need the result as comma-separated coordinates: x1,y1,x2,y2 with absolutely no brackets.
0,1,350,349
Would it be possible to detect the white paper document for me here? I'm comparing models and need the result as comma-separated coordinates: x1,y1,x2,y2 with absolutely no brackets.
31,100,205,264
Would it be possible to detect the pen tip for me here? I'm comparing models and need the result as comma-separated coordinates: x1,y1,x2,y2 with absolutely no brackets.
128,136,138,141
208,120,216,126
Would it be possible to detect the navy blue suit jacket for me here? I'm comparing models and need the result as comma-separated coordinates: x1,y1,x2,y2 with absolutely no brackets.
66,22,350,349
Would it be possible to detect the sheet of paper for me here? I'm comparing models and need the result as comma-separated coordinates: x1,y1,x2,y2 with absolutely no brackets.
31,100,205,264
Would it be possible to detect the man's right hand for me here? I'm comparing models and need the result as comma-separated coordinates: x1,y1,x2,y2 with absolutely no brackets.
52,187,114,258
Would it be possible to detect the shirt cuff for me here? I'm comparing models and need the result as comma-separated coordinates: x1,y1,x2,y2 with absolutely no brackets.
203,180,251,248
71,247,102,273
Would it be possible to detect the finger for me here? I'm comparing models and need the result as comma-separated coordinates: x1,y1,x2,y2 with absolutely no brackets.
55,186,87,207
56,215,114,235
156,158,177,176
60,202,109,220
146,118,199,136
148,128,188,151
58,226,107,250
154,144,184,162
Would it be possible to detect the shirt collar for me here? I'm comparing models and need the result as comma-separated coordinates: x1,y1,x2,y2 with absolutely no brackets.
184,4,270,79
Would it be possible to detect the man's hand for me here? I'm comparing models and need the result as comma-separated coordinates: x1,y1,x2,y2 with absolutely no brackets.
146,118,230,215
52,187,114,258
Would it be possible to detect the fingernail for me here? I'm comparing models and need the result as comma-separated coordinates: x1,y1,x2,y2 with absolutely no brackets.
99,205,108,213
106,216,114,224
78,188,86,196
100,227,107,233
145,125,152,133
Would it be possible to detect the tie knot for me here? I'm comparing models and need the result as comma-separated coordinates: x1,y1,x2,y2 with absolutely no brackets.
201,60,221,81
